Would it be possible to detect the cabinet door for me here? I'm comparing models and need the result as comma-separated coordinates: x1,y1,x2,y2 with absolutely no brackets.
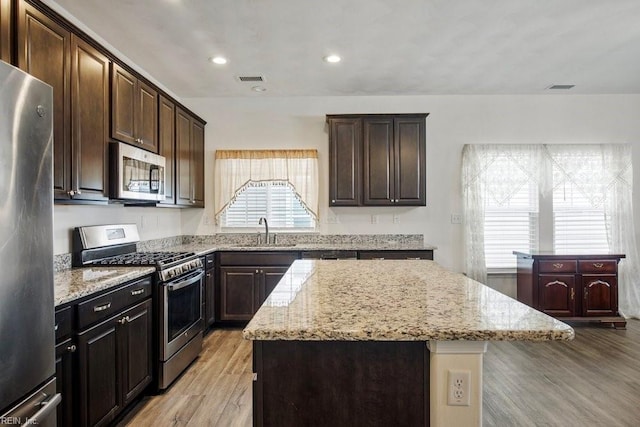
158,96,175,204
176,107,193,206
329,118,361,206
191,119,205,206
77,318,120,427
0,0,11,62
121,300,153,406
260,267,289,304
538,275,576,317
220,267,258,321
205,268,216,326
55,338,76,427
363,117,394,205
582,275,618,317
17,2,72,199
111,63,136,146
71,35,109,201
136,80,158,152
394,117,425,205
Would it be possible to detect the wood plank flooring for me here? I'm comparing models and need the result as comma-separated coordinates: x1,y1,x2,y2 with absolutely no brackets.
120,320,640,426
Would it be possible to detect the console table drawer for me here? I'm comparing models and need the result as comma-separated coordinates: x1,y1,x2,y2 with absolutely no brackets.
538,260,576,273
578,260,617,274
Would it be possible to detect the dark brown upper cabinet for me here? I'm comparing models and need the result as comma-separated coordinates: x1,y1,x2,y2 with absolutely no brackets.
328,117,361,206
111,63,158,153
327,114,427,207
0,0,11,62
17,3,110,202
70,35,110,201
17,2,73,200
176,107,205,207
158,95,176,205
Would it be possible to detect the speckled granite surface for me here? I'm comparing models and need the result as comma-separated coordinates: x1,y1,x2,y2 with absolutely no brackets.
243,260,574,342
54,267,155,306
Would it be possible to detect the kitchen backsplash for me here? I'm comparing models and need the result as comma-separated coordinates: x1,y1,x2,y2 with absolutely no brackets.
54,233,425,271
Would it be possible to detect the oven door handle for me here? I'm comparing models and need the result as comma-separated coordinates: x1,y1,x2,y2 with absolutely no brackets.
167,269,204,292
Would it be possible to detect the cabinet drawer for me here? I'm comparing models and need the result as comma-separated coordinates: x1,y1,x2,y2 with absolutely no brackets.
538,260,577,273
55,306,73,342
77,276,152,329
205,253,215,270
358,250,433,260
300,250,358,260
218,251,299,266
578,260,617,274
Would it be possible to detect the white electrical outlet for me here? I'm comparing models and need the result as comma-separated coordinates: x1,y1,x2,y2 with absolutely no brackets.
451,213,462,224
393,214,400,224
371,215,378,224
447,369,471,406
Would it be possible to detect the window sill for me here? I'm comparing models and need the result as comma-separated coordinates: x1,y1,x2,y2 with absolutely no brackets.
487,268,517,275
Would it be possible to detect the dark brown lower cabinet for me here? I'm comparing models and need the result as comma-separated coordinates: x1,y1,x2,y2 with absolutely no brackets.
204,254,216,328
55,338,75,427
515,252,626,328
77,299,152,427
219,266,289,322
253,340,429,426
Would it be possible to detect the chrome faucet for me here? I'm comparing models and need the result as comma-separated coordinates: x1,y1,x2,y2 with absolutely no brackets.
258,217,269,245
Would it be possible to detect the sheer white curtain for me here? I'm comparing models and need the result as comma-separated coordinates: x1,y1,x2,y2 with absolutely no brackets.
462,143,640,318
546,144,640,318
461,144,548,283
214,149,319,221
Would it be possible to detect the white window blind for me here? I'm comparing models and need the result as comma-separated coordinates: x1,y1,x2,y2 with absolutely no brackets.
553,181,609,254
221,182,315,229
484,182,539,269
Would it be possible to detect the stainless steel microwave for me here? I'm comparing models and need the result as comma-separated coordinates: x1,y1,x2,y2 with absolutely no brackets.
110,142,166,202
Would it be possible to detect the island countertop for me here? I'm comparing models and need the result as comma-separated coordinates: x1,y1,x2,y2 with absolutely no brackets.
243,259,574,342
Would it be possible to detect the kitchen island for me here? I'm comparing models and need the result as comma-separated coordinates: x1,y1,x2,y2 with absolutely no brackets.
243,260,574,427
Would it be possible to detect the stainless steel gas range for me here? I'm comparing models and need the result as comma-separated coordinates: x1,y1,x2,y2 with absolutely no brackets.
73,224,204,390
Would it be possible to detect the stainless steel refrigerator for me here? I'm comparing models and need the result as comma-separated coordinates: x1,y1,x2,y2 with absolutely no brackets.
0,60,59,425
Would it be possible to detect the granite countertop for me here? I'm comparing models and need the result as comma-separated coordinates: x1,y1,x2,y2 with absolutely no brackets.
164,242,437,256
54,241,436,307
55,266,156,306
243,259,575,342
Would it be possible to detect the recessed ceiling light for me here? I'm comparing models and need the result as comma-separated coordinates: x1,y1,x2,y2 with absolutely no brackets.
324,54,341,63
252,86,267,92
210,56,228,65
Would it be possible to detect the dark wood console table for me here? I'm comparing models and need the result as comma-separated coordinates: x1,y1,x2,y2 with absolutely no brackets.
514,251,626,329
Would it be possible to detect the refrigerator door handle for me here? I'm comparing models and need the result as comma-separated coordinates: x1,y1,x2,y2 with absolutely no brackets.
30,393,61,424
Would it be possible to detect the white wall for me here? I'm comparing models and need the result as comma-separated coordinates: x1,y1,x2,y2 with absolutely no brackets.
53,204,182,255
180,94,640,272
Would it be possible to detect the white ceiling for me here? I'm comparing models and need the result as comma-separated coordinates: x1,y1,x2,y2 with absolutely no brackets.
48,0,640,98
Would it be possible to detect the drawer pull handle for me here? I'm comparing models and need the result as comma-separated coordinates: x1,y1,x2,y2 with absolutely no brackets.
131,288,145,296
54,324,59,331
545,280,568,288
93,302,111,312
571,288,575,300
593,263,604,268
553,263,564,269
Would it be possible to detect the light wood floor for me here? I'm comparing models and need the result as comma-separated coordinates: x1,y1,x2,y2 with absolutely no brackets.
120,321,640,426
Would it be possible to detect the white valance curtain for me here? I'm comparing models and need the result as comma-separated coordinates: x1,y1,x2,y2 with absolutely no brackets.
214,149,319,221
462,143,640,318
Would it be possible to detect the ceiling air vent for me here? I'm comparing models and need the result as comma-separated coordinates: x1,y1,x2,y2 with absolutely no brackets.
237,75,265,82
547,84,575,90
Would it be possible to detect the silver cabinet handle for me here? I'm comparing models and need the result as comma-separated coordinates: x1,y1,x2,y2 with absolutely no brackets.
67,344,77,353
76,190,82,195
331,199,336,203
256,269,259,273
93,302,111,312
54,323,59,331
67,190,75,197
118,316,130,325
131,288,145,296
593,263,604,268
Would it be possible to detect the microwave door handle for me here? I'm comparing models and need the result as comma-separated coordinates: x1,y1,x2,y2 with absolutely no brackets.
167,270,204,292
